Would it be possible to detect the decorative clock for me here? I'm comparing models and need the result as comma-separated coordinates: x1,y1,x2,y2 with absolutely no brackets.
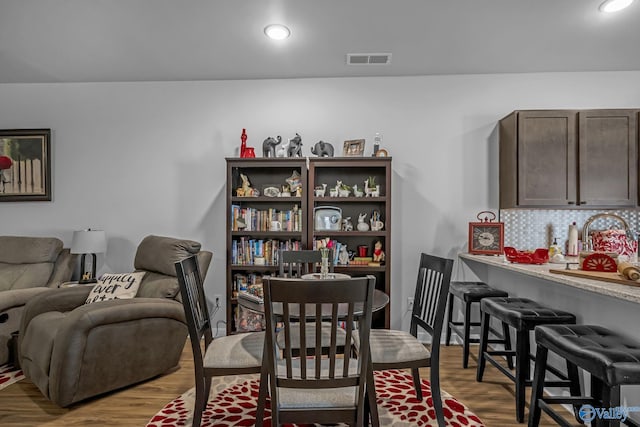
468,211,504,255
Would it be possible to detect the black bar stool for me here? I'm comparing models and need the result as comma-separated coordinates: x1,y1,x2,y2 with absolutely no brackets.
529,324,640,427
476,297,578,423
446,281,511,368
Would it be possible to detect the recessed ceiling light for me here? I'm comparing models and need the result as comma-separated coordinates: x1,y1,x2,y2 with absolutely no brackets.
264,24,291,40
599,0,634,13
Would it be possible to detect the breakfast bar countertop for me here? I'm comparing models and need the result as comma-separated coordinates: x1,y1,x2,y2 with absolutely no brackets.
459,253,640,304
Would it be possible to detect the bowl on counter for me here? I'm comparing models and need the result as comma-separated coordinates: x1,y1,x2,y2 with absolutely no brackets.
504,247,549,264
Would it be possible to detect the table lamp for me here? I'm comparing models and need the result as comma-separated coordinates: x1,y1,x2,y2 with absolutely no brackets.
71,229,107,284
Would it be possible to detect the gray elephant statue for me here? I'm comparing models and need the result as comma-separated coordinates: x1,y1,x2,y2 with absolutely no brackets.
287,133,303,157
311,140,334,157
262,136,282,158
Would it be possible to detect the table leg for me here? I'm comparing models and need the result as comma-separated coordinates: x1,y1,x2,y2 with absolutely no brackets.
255,341,269,426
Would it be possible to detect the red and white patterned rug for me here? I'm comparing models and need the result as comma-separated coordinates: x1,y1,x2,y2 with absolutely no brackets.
0,364,24,391
147,369,484,426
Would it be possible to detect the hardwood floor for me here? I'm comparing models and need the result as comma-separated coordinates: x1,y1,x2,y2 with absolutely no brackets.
0,343,575,426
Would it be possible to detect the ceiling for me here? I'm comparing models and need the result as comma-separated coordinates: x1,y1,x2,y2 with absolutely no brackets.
0,0,639,84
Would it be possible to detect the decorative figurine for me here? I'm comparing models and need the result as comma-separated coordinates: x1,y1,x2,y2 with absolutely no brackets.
342,217,354,231
338,181,351,197
287,133,303,157
310,140,335,157
357,212,370,231
239,129,256,158
285,170,302,195
370,210,384,231
364,176,380,197
276,141,289,157
236,173,258,197
352,184,364,197
373,240,385,264
338,244,350,265
314,183,327,197
262,136,282,158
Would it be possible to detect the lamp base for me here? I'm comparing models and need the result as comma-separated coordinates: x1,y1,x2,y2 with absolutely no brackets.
79,253,98,285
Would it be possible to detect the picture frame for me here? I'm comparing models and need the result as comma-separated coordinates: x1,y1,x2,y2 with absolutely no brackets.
343,139,365,157
0,129,51,202
468,211,504,255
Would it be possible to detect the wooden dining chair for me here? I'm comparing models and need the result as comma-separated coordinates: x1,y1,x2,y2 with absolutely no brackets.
175,255,266,427
262,275,376,426
355,253,453,427
278,249,334,278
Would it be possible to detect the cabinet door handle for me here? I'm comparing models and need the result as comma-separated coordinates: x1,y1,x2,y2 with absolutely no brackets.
567,201,575,205
579,201,587,205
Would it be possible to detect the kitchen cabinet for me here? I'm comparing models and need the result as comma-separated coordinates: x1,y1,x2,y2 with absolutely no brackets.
225,157,392,334
500,109,638,208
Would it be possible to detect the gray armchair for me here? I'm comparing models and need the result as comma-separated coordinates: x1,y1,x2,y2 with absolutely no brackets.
0,236,76,365
18,235,212,407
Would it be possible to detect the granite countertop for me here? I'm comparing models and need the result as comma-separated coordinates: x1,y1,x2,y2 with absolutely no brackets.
459,253,640,304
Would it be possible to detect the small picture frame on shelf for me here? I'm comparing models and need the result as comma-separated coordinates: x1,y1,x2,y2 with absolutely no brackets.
343,139,365,157
262,185,281,198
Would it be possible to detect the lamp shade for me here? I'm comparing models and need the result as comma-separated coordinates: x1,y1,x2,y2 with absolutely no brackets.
71,229,107,254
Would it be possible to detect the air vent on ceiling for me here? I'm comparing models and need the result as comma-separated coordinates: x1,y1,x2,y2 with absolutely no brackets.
347,53,392,65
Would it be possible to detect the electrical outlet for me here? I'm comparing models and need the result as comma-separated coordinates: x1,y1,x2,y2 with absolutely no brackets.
214,294,222,308
407,297,414,312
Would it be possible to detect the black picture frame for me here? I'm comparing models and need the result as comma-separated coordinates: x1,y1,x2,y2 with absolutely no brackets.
0,129,52,202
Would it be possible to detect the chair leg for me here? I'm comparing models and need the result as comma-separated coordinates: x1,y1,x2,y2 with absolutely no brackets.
515,329,530,423
255,361,269,427
193,376,206,427
445,293,454,346
600,384,620,427
411,367,423,400
476,311,490,382
203,375,212,407
366,365,380,427
462,300,472,368
502,321,514,370
430,364,446,427
566,360,583,423
528,344,548,427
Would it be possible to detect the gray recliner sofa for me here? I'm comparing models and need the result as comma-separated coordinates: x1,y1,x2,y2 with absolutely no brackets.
0,236,76,365
18,235,212,407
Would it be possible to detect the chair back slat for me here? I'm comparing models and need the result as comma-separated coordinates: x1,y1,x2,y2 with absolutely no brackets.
175,255,211,360
278,249,334,278
411,253,453,344
263,276,375,396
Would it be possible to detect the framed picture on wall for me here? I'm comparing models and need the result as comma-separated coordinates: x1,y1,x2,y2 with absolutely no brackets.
0,129,52,202
343,139,365,157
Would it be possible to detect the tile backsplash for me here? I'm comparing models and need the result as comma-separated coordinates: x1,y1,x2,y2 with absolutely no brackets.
500,209,640,250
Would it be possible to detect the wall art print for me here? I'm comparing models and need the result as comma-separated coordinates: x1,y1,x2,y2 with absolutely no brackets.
0,129,51,202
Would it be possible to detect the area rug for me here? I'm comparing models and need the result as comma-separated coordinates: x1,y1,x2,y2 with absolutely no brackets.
0,364,24,391
147,369,484,426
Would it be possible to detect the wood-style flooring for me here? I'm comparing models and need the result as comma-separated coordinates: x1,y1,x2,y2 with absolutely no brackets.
0,343,577,426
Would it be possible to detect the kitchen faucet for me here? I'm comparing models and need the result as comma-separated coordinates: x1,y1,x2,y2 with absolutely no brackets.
581,213,634,252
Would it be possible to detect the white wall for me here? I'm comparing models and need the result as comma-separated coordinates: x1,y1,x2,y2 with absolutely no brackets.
1,71,639,331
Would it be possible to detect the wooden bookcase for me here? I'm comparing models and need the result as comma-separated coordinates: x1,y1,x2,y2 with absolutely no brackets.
225,157,391,334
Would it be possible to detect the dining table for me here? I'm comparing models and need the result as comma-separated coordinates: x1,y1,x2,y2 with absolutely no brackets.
237,275,389,426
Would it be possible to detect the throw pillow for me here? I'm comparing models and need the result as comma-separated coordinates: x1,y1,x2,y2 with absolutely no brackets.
85,272,146,305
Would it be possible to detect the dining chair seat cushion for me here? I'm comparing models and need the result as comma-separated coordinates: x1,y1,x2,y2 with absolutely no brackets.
203,331,264,369
276,323,348,349
276,358,360,409
355,329,430,364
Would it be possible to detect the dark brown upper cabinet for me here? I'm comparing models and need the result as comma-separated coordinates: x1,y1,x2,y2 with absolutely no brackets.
500,109,638,209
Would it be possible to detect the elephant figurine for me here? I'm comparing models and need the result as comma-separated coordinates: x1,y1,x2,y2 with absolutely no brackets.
287,133,303,157
262,136,282,158
311,140,335,157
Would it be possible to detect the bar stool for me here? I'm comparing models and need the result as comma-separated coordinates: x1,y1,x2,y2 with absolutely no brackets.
476,297,578,423
529,324,640,427
445,281,511,368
